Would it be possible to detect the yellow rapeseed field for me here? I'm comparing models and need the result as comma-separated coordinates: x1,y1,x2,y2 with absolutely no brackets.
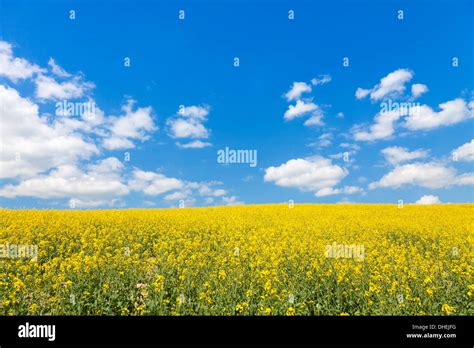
0,204,472,316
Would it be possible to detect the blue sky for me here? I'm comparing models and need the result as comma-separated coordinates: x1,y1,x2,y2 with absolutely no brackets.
0,0,473,208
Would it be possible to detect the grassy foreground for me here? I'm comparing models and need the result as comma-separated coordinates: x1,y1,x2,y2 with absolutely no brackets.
0,204,472,315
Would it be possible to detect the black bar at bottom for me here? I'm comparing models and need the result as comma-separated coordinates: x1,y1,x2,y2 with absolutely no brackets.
0,316,472,346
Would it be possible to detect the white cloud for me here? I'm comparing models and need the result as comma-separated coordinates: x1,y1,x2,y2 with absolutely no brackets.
308,133,332,148
355,88,371,99
381,146,428,165
404,98,473,131
177,105,210,120
167,105,211,147
303,109,325,126
197,184,226,197
159,180,234,205
176,140,212,149
356,68,413,101
354,96,473,142
103,99,156,150
455,173,474,186
264,156,348,194
452,139,474,162
35,74,95,101
129,169,184,196
315,185,362,197
0,41,44,82
340,143,361,151
284,100,318,121
164,190,190,201
353,110,403,141
222,195,244,206
411,83,428,99
369,162,473,189
311,74,331,86
285,82,312,101
48,58,71,78
415,195,441,204
0,157,129,206
102,137,135,150
169,119,209,138
0,84,98,179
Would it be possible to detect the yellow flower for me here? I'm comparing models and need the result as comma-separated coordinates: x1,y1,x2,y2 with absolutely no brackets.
29,303,38,313
441,304,455,315
0,204,472,316
340,312,349,316
218,270,227,280
13,278,25,292
135,305,145,315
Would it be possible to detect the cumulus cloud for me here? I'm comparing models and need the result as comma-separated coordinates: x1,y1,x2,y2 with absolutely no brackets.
35,74,95,101
196,183,227,197
176,140,212,149
353,110,403,141
0,84,98,179
128,169,184,196
0,157,129,206
381,146,428,165
285,82,312,101
167,105,211,148
164,191,189,201
283,76,330,125
177,104,210,120
355,68,414,101
452,139,474,162
0,41,44,82
264,156,348,195
411,83,428,99
128,169,235,206
221,195,244,206
404,98,473,131
415,195,441,204
315,185,362,197
48,58,71,78
308,133,332,148
303,109,325,126
369,162,473,189
284,100,318,121
455,173,474,186
168,118,209,138
311,74,332,86
103,99,156,150
355,88,371,99
354,97,473,142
